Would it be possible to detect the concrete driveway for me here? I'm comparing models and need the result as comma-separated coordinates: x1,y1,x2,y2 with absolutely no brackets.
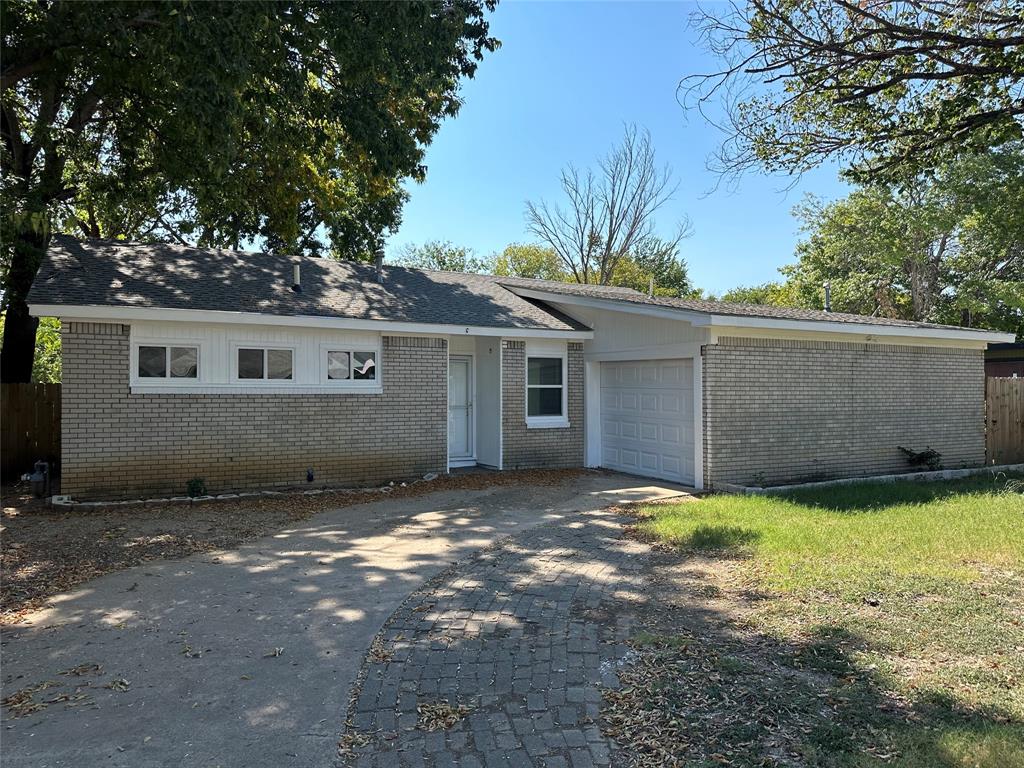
1,471,689,768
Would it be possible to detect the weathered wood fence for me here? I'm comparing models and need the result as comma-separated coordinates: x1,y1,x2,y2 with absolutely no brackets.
986,377,1024,465
1,383,61,481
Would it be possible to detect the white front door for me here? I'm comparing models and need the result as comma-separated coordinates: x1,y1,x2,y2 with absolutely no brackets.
448,356,474,461
600,359,695,484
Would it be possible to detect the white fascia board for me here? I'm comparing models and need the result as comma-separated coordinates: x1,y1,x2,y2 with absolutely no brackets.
708,317,1016,343
28,303,594,340
502,287,1015,344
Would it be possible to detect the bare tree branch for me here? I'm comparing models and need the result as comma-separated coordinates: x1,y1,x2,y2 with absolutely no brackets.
526,126,687,285
681,0,1024,183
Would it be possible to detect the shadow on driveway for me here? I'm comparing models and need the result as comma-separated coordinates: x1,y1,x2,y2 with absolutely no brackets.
0,472,691,768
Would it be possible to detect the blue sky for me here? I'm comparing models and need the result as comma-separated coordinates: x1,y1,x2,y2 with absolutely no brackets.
387,1,850,294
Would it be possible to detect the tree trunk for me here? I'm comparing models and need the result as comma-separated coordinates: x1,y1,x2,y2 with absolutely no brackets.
0,226,48,383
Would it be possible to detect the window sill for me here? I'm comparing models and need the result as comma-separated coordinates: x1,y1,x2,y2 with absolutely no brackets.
526,418,570,429
130,384,383,395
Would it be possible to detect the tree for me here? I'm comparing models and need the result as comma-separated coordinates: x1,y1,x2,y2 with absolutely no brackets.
393,241,494,273
708,146,1024,337
783,147,1024,335
716,282,798,307
0,314,60,382
686,0,1024,183
525,125,690,285
493,243,567,281
0,1,498,381
611,235,695,297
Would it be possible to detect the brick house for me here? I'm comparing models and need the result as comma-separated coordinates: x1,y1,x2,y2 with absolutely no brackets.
28,236,1013,499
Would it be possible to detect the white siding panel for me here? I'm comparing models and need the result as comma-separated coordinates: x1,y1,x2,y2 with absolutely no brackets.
129,320,383,391
553,305,708,355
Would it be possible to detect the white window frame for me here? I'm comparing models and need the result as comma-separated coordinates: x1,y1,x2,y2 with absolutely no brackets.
229,342,298,384
318,341,383,392
130,338,204,388
525,340,569,429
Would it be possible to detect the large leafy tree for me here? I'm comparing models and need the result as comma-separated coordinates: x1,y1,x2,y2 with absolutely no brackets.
0,0,498,381
392,240,494,273
609,235,695,297
493,243,567,281
731,145,1024,336
714,281,797,307
686,0,1024,183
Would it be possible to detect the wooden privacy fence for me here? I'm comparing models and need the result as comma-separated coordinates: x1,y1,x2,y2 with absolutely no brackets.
987,377,1024,465
1,383,61,481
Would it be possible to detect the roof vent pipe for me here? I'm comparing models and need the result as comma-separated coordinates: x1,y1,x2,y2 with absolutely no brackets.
823,281,831,312
374,247,385,282
292,264,301,293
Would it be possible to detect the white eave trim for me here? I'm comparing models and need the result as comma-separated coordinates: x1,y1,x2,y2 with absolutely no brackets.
707,316,1016,343
28,303,594,340
504,287,1016,344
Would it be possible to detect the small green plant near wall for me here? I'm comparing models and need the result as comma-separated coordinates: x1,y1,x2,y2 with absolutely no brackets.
186,477,207,498
897,446,943,471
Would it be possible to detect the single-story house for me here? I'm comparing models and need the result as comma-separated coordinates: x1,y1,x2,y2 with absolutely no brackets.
27,236,1014,499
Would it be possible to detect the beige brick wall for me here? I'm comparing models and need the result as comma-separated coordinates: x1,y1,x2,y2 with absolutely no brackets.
501,341,584,469
60,323,447,498
702,337,986,487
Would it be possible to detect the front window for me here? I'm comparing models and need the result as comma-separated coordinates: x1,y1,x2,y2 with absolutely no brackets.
138,345,198,379
326,349,376,382
238,348,293,380
527,356,564,417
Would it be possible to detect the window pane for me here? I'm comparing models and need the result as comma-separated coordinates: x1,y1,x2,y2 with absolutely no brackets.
528,386,563,416
138,346,166,378
327,351,350,380
353,351,376,380
169,347,198,378
238,348,264,379
528,357,562,386
267,349,293,380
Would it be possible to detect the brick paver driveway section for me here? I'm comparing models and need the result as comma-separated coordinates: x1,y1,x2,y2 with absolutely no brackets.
1,472,688,768
342,506,652,768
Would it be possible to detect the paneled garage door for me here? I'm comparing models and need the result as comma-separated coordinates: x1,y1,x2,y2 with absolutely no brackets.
600,359,695,485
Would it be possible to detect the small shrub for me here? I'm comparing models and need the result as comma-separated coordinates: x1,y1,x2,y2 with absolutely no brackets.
897,446,943,471
186,477,207,498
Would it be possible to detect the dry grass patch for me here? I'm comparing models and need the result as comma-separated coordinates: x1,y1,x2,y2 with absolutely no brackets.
609,474,1024,768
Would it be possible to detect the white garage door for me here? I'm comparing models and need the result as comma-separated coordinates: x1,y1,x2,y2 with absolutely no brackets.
600,359,695,485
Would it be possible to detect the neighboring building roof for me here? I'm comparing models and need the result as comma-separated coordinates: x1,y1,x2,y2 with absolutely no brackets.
986,342,1024,359
28,236,590,333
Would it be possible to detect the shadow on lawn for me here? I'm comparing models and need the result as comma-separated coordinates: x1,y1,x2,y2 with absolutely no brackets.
620,546,1024,768
778,472,1022,514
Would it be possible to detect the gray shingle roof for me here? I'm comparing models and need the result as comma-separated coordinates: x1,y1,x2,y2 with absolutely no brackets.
30,236,997,336
496,278,989,333
28,236,590,332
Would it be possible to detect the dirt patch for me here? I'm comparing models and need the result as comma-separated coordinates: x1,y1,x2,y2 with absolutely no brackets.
0,468,585,624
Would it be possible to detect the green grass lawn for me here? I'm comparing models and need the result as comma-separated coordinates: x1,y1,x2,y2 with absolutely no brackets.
630,474,1024,768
